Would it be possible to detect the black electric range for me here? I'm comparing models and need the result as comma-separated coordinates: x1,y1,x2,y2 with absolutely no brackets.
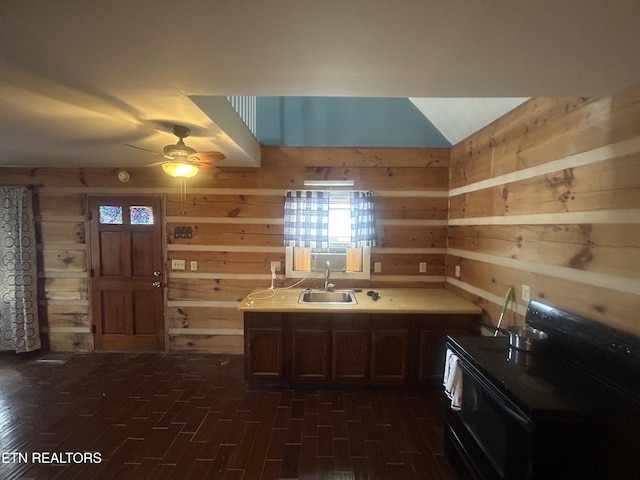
444,300,640,480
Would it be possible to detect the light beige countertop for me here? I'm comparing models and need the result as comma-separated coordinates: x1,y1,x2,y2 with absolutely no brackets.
238,288,482,315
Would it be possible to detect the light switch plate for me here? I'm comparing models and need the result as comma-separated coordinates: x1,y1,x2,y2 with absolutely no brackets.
270,261,281,273
374,262,382,273
454,265,461,278
419,262,427,273
171,259,186,270
190,261,198,271
522,285,531,303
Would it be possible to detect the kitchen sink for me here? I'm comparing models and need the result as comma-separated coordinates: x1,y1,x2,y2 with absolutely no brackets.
298,289,357,304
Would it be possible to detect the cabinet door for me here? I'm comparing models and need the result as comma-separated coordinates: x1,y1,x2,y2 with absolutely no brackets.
332,329,369,382
245,327,284,380
292,328,331,382
244,312,285,381
370,329,409,383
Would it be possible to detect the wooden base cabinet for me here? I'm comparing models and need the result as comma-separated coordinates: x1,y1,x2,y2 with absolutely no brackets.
370,329,409,383
331,314,369,383
244,312,284,381
369,315,411,384
291,314,331,382
243,311,478,386
291,313,370,384
418,314,477,385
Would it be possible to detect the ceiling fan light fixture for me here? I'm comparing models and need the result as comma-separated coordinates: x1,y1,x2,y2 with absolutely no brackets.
162,160,199,178
163,143,196,158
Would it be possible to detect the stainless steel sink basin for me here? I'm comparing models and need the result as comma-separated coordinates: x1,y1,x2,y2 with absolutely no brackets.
298,290,357,304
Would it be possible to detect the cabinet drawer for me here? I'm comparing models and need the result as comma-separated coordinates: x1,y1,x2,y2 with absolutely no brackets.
291,312,330,328
370,314,412,329
331,314,369,329
244,312,283,327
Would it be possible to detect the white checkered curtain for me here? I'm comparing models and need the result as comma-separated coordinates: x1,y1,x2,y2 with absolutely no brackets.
0,186,41,353
350,191,378,247
284,190,330,248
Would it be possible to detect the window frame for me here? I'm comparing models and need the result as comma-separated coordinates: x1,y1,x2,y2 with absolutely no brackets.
284,190,371,279
285,246,371,279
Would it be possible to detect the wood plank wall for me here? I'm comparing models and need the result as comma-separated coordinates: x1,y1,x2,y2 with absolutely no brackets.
168,147,449,353
2,147,449,352
4,82,639,352
447,83,640,337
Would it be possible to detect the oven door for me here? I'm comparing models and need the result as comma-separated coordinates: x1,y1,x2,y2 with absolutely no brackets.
446,359,531,480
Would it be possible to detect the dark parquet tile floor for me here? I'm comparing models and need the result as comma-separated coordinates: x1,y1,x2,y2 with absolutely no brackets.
0,351,456,480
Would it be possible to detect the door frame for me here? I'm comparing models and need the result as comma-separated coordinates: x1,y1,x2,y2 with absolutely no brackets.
87,194,167,351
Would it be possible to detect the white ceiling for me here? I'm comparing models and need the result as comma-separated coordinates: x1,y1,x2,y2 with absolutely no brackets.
410,97,529,145
1,0,639,168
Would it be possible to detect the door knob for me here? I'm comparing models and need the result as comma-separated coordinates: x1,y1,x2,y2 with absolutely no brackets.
152,281,162,288
153,271,161,277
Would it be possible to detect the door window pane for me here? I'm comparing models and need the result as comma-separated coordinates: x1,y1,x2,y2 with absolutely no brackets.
99,206,123,224
130,206,154,225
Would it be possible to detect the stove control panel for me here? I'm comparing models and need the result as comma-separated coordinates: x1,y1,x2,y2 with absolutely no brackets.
610,341,633,356
526,300,640,370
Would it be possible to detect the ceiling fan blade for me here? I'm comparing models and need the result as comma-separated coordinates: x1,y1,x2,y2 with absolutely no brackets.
124,143,163,157
194,162,219,170
192,151,226,163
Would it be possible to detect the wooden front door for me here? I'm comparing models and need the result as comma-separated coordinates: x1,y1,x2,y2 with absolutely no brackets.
89,196,164,350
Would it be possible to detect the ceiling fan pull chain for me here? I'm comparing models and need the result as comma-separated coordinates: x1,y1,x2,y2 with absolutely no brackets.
180,177,188,216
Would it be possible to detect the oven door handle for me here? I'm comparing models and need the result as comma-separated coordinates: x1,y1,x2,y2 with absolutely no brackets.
497,396,530,426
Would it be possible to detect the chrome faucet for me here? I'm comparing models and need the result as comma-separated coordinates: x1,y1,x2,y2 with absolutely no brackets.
324,261,334,292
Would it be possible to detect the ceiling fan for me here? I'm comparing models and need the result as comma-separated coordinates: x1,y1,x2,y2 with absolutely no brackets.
125,125,225,178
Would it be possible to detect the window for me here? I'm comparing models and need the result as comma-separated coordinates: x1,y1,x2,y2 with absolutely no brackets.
130,206,154,225
327,191,351,246
99,206,123,224
98,205,154,225
284,190,376,279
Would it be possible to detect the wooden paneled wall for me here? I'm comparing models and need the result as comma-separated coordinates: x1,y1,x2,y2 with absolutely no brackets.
5,82,640,352
3,147,449,352
166,147,450,352
36,192,91,351
447,83,640,336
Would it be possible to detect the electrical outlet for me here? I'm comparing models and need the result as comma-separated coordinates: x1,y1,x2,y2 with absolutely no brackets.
522,285,531,303
190,261,198,271
172,259,186,270
270,261,281,273
374,262,382,273
454,265,461,278
419,262,427,273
